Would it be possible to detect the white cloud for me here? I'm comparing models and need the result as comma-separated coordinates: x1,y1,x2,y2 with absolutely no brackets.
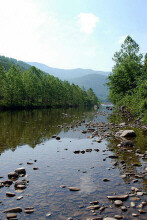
77,13,99,34
118,35,128,44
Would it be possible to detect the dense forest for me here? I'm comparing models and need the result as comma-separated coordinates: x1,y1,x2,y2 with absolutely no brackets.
107,36,147,122
0,62,99,109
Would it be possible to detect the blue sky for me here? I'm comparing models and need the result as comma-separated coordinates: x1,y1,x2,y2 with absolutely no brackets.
0,0,146,71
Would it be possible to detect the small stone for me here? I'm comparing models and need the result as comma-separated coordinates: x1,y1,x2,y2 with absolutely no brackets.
46,213,52,217
68,187,80,191
103,178,110,182
56,137,60,140
130,202,135,207
33,167,39,170
15,167,26,175
16,196,23,200
131,197,141,201
87,205,100,210
132,213,139,217
139,209,146,214
114,200,123,206
3,207,22,213
90,201,99,205
114,215,123,219
137,192,144,196
27,162,33,165
6,192,16,197
121,206,127,211
8,172,18,179
24,207,34,214
60,185,66,188
7,214,17,219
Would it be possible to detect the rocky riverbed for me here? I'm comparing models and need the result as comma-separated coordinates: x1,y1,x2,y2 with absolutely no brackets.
0,106,146,219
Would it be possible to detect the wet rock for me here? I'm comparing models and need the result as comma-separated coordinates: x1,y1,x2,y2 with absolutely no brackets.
130,202,135,207
6,192,16,197
99,206,105,212
90,201,99,205
114,200,123,206
33,167,39,170
114,215,123,219
4,180,13,187
68,187,80,191
6,214,17,219
56,137,60,140
94,149,99,152
137,192,144,196
8,172,18,180
103,218,116,220
46,213,52,217
87,205,100,210
73,150,80,154
132,213,139,217
3,207,22,213
138,209,146,214
52,135,56,138
121,206,127,211
107,195,128,201
109,155,118,159
120,130,136,137
24,207,34,214
14,180,26,189
60,185,66,188
27,162,33,165
16,196,23,200
15,167,26,175
121,141,134,147
103,178,110,182
80,150,85,154
86,149,92,152
131,197,141,201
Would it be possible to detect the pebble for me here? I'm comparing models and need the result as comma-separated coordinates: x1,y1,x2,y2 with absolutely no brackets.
6,214,17,219
3,207,22,213
68,187,80,191
16,196,23,200
33,167,39,170
114,215,123,219
6,192,16,197
130,202,135,207
114,200,123,206
121,206,127,211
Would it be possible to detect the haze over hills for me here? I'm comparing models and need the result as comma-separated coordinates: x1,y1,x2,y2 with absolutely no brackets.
27,62,110,80
0,56,109,101
69,74,108,102
28,62,110,101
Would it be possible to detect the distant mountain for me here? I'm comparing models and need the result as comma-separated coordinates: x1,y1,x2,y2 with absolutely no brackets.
0,55,31,72
69,74,109,102
28,62,110,102
27,62,110,80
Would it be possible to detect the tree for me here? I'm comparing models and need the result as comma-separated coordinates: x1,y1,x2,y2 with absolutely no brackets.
107,35,143,103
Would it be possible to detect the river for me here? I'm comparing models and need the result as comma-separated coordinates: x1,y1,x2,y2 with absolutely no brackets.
0,106,146,219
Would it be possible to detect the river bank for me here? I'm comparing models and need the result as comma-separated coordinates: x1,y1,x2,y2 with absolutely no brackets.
0,105,146,219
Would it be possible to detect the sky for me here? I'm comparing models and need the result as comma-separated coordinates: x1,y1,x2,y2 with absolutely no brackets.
0,0,146,71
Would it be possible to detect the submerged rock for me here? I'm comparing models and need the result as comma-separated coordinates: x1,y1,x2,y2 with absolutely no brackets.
68,187,80,191
107,195,128,200
3,207,22,213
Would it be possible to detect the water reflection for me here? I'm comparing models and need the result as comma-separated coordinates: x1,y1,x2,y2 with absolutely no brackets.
0,108,95,154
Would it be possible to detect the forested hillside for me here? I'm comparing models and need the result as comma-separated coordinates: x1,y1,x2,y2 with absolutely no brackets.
0,63,99,109
0,56,30,72
69,74,109,102
107,36,147,122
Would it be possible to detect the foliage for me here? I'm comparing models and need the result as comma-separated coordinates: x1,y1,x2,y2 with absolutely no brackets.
0,64,99,109
107,36,147,122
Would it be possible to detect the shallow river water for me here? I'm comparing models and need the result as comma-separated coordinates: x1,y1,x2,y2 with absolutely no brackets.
0,106,146,219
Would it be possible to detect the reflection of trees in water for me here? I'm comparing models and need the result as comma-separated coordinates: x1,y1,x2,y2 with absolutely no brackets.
0,107,94,153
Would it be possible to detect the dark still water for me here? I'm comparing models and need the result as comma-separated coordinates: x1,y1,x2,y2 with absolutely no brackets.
0,106,146,219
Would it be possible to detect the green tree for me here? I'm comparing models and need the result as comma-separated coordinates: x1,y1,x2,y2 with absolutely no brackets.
107,35,143,103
